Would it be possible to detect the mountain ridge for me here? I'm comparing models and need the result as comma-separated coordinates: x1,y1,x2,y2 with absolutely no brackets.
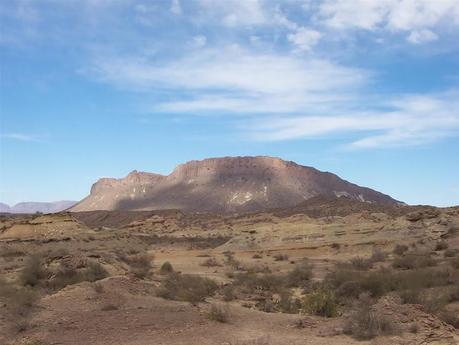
0,200,77,214
70,156,401,213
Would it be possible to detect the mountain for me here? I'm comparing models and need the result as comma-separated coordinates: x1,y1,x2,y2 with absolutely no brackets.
70,156,401,213
0,201,77,214
0,202,11,213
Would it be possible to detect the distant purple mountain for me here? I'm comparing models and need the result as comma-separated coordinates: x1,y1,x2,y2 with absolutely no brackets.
0,201,77,214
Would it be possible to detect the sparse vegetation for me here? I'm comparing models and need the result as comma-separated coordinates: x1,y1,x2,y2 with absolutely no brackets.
302,289,337,317
273,253,289,261
124,253,152,279
157,272,218,303
50,260,108,290
344,299,399,340
208,303,230,323
349,256,373,270
201,257,222,267
435,241,448,251
19,253,47,287
370,248,387,263
393,244,409,256
392,253,436,269
160,261,174,274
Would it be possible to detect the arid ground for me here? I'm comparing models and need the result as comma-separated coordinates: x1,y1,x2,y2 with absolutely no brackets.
1,198,459,345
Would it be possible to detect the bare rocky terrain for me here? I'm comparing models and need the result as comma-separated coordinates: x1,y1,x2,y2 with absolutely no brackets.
70,157,400,213
1,197,458,345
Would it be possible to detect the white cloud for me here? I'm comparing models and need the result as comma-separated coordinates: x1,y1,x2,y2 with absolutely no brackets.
170,0,182,15
89,46,368,114
248,90,459,148
197,0,266,27
287,27,321,52
407,29,438,44
192,35,207,48
0,133,39,142
318,0,459,44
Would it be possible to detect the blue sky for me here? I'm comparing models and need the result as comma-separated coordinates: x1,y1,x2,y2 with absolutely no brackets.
0,0,458,206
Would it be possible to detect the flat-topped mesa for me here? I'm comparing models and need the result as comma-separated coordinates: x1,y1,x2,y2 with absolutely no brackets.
70,156,401,213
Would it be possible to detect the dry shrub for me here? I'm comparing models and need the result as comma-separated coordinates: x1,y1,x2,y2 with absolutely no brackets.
330,242,341,250
393,244,409,256
349,257,373,270
344,300,399,340
285,263,312,287
125,253,152,279
19,253,47,287
370,248,387,263
157,273,218,303
233,272,284,293
435,241,449,251
50,260,107,290
222,285,236,301
392,253,436,269
252,253,262,259
224,252,242,270
0,278,39,333
159,261,174,274
208,303,230,323
278,290,301,314
302,289,337,317
273,253,289,261
201,257,222,267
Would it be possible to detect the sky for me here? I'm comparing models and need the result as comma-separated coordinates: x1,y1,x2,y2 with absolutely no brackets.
0,0,458,207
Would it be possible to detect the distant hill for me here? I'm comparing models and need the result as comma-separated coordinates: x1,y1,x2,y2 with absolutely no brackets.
0,201,77,214
71,156,401,213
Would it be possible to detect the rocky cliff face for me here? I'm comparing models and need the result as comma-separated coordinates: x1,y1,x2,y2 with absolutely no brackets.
70,156,400,213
